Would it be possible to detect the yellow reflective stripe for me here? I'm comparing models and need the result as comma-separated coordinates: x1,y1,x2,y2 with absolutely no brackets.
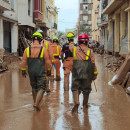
21,67,26,70
86,50,90,60
94,71,98,75
53,46,59,56
27,47,30,58
73,47,76,60
57,46,59,55
51,60,55,62
40,48,44,58
48,68,51,70
46,42,48,50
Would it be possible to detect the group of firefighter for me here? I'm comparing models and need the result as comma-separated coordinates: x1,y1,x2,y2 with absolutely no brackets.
20,30,98,114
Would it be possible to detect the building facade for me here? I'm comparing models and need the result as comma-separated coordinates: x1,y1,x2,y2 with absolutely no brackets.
0,0,58,55
102,0,130,56
78,0,93,34
92,0,100,42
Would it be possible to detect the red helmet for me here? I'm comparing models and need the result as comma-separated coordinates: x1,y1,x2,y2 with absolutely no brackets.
78,33,89,42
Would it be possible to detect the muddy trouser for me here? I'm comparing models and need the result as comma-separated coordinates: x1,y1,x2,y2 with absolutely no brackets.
71,79,92,95
63,57,73,90
29,73,46,91
51,58,61,77
71,60,94,95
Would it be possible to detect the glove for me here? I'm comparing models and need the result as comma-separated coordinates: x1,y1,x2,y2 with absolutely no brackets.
47,70,51,76
22,70,27,78
93,74,97,80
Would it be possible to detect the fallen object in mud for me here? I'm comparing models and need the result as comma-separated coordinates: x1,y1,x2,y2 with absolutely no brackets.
109,55,130,85
126,87,130,95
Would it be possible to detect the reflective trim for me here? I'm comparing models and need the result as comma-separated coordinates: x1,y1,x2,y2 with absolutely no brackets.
52,60,55,62
94,71,98,75
53,46,59,56
27,47,30,58
46,41,48,50
40,48,44,58
21,67,26,70
73,47,76,60
86,50,90,60
57,74,60,76
48,68,51,70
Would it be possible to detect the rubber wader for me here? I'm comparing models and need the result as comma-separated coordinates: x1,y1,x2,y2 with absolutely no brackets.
27,47,46,111
72,90,79,114
83,94,89,108
34,89,45,111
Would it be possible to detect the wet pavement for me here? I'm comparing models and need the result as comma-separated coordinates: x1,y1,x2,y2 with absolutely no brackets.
0,54,130,130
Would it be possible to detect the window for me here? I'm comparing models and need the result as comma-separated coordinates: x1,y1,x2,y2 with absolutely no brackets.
83,5,88,12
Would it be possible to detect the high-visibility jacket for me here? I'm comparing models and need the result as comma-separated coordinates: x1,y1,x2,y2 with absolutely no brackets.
51,43,61,58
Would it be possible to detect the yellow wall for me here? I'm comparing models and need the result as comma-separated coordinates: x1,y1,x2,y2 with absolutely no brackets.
92,0,100,41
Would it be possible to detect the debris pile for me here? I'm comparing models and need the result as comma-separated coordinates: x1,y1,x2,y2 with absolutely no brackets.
0,48,8,72
0,49,21,73
94,45,104,55
18,30,31,56
109,54,130,95
105,57,125,72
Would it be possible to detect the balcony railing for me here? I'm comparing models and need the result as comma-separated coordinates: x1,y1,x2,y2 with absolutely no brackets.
103,0,108,9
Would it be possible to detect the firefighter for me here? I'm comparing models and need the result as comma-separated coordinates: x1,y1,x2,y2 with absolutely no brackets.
37,29,55,93
21,32,51,111
61,32,75,91
69,33,98,114
51,37,62,81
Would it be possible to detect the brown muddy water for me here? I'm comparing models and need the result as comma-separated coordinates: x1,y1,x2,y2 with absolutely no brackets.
0,54,130,130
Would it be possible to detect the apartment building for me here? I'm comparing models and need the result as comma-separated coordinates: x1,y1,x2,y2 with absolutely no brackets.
0,0,58,55
102,0,130,56
79,0,93,34
92,0,100,42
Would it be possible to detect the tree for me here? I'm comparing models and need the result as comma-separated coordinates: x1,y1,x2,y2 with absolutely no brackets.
58,31,65,38
79,25,91,35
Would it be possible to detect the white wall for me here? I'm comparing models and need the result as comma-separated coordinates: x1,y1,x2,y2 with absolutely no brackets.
17,0,35,27
11,23,18,52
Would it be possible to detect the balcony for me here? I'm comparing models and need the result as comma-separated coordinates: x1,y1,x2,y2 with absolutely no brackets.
80,0,93,3
97,15,108,27
103,0,124,14
80,20,92,25
0,0,11,11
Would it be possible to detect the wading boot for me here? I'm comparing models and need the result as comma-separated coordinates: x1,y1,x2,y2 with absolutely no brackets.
34,89,45,111
72,90,79,114
64,82,69,91
46,78,51,93
32,89,37,103
56,75,61,81
83,94,89,109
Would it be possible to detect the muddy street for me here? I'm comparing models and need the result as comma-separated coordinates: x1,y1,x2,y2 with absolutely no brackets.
0,54,130,130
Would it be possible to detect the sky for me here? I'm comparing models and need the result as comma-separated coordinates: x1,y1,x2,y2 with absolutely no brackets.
55,0,79,32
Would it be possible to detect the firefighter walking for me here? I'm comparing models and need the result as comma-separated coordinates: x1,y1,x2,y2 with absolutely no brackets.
69,33,98,114
37,29,55,93
62,32,75,91
21,32,51,111
51,37,62,81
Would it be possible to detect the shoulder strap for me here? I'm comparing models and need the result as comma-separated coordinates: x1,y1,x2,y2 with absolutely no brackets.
27,47,31,58
38,47,43,58
73,47,76,60
78,46,91,60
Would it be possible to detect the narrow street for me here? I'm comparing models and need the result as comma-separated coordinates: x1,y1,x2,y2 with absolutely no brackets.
0,54,130,130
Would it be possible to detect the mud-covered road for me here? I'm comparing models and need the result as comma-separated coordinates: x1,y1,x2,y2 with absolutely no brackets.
0,54,130,130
